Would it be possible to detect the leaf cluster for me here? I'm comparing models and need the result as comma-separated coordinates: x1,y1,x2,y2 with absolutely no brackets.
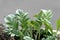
4,9,60,40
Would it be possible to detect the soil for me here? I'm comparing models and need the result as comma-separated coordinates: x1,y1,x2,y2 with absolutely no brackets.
0,33,20,40
0,33,12,40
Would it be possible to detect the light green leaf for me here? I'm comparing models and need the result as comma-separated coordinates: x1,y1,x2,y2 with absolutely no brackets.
23,36,34,40
56,19,60,31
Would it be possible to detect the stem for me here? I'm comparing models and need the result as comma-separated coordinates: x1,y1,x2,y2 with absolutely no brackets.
39,31,40,40
37,29,40,40
35,32,38,40
30,27,33,38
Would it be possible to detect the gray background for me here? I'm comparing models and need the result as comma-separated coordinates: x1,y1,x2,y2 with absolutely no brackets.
0,0,60,29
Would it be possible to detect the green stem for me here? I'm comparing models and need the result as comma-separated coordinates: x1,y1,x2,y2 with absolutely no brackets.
30,27,33,38
37,29,40,40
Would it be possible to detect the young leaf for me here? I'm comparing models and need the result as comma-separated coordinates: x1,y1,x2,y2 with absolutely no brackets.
34,9,53,33
56,19,60,31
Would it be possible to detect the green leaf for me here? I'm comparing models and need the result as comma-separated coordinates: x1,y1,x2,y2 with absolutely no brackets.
45,36,57,40
56,19,60,31
34,9,53,33
23,36,34,40
15,9,29,29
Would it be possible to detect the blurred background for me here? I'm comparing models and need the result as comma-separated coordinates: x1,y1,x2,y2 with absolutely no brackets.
0,0,60,29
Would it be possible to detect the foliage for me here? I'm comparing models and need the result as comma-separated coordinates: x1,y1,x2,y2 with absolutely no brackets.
34,9,53,33
4,9,59,40
56,19,60,31
4,9,29,40
42,36,57,40
23,36,34,40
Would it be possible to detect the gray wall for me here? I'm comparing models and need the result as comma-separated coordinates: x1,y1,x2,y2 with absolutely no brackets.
0,0,60,29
